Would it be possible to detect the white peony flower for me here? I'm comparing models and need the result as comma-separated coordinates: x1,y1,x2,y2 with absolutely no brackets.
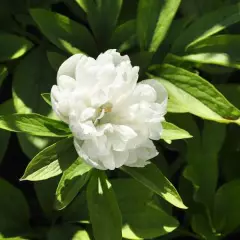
51,49,168,170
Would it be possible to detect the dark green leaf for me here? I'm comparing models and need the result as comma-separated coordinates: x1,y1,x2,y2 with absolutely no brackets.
30,9,97,56
122,163,187,209
47,52,67,71
137,0,181,52
214,179,240,234
87,170,122,240
0,65,8,88
179,35,240,69
55,158,91,210
172,3,240,53
110,20,137,53
0,178,30,235
0,113,70,137
112,179,179,239
21,137,78,181
0,33,33,61
76,0,123,50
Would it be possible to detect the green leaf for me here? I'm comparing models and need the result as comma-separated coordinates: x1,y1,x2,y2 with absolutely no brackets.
121,163,187,209
0,178,30,236
41,93,51,106
110,20,137,53
0,65,8,88
34,177,59,219
162,121,192,142
0,33,33,61
87,170,122,240
214,179,240,234
184,121,226,209
47,224,91,240
148,64,240,123
172,3,240,53
21,137,78,181
179,35,240,69
192,214,218,240
0,99,15,165
30,9,97,56
0,113,70,137
137,0,181,52
112,179,179,239
47,52,67,71
76,0,123,50
55,158,92,210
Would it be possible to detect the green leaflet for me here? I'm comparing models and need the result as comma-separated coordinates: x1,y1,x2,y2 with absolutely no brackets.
122,163,187,209
172,3,240,53
0,178,30,236
87,170,122,240
30,9,97,56
179,35,240,69
162,121,192,142
149,64,240,123
137,0,181,52
21,137,77,181
0,113,70,137
0,33,33,61
76,0,122,50
55,158,92,210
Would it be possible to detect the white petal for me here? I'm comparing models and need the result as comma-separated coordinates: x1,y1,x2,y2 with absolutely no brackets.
148,122,163,140
141,79,168,111
74,138,106,170
57,54,83,82
132,83,157,103
80,108,96,122
70,120,96,140
113,150,129,168
58,75,76,90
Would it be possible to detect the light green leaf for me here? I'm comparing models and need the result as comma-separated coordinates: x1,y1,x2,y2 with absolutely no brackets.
0,178,30,236
214,179,240,234
76,0,123,50
47,52,67,71
21,137,78,181
41,93,51,106
137,0,181,52
162,121,192,142
148,64,240,123
55,158,92,210
179,35,240,69
87,170,122,240
112,179,179,239
0,113,70,137
30,9,97,56
122,163,187,209
0,65,8,88
172,3,240,52
110,20,137,53
0,33,33,61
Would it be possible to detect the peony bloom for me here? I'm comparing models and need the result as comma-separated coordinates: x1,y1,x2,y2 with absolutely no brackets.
51,50,168,170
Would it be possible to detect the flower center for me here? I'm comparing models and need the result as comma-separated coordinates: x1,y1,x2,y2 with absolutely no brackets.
94,102,113,125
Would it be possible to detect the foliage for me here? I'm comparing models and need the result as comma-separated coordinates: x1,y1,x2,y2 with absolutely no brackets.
0,0,240,239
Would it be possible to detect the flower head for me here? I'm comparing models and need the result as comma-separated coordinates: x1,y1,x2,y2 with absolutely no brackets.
51,50,168,170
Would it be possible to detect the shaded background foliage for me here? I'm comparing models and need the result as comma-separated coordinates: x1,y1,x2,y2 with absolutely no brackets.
0,0,240,239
